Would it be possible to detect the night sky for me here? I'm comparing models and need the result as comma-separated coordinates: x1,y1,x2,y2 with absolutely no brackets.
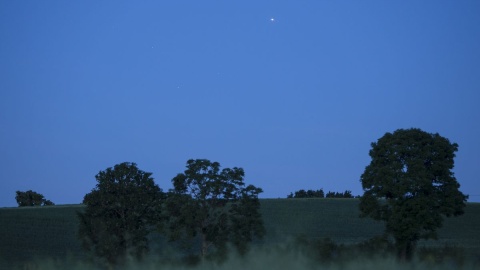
1,1,479,207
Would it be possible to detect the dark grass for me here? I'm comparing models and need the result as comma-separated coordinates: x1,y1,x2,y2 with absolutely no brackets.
261,199,480,257
1,199,479,267
415,202,480,257
2,246,480,270
260,198,384,245
0,204,84,264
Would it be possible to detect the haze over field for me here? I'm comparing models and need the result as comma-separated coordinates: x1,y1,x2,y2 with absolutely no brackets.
1,1,479,206
2,200,480,268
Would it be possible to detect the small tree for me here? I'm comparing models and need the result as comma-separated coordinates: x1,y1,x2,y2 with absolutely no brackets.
15,190,55,206
77,162,164,266
165,159,264,259
359,128,468,260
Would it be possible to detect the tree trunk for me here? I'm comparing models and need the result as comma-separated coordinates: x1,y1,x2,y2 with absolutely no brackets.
397,240,415,261
201,232,209,257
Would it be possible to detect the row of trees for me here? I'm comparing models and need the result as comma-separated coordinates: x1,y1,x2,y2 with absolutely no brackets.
15,128,469,263
77,159,264,266
287,189,356,198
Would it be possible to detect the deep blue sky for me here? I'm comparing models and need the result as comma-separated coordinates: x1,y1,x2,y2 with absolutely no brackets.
1,1,479,206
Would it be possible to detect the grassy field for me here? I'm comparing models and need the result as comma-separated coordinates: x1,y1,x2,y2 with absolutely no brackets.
1,199,479,267
260,199,480,252
0,204,84,264
260,198,384,245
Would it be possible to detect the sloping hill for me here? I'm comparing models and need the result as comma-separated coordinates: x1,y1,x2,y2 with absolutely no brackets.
1,199,479,263
260,199,480,252
0,204,84,263
260,198,384,244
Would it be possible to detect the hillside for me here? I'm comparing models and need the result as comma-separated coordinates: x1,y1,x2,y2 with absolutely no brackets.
260,199,480,252
260,198,383,244
1,199,479,263
0,204,84,264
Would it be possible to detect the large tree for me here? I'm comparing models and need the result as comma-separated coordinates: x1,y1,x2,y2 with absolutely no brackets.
165,159,265,259
77,162,164,265
359,128,468,260
15,190,54,206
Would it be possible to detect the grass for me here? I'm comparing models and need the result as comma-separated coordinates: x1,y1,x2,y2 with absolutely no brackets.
1,199,479,268
260,199,480,256
0,204,84,264
3,246,480,270
260,198,384,244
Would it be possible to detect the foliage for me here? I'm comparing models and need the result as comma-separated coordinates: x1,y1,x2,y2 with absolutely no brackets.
287,189,356,198
359,128,468,260
77,162,164,265
165,159,265,259
325,190,354,198
15,190,55,206
287,189,325,198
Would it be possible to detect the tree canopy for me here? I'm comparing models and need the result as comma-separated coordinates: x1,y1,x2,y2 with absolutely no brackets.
325,190,354,198
287,189,355,198
359,128,468,260
15,190,54,206
165,159,265,259
287,189,325,198
77,162,164,265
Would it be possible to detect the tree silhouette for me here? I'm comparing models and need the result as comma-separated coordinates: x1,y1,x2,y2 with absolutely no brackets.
77,162,164,266
165,159,264,259
359,128,468,260
15,190,54,206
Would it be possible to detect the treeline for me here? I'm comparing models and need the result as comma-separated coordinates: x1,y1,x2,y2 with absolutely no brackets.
287,189,358,199
11,128,470,266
